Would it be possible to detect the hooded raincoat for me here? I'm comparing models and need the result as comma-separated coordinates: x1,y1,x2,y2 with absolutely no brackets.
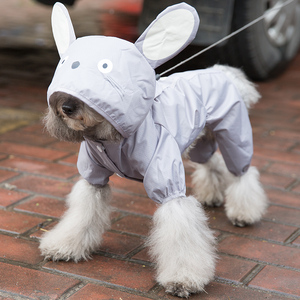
47,3,253,204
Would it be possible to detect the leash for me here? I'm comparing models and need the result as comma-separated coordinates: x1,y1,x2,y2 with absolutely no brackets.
156,0,297,79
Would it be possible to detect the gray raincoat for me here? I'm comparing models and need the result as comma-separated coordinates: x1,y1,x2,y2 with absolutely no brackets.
48,2,253,204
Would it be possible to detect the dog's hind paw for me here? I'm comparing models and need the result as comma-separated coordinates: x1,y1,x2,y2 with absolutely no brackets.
202,197,224,207
165,283,200,298
231,218,249,227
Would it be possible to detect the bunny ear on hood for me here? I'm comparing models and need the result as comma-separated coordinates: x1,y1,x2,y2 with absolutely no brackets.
135,2,200,69
51,2,76,57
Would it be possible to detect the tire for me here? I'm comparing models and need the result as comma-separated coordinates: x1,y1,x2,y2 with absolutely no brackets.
218,0,300,80
35,0,76,6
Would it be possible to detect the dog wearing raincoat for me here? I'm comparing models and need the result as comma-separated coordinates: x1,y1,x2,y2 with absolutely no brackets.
40,2,268,297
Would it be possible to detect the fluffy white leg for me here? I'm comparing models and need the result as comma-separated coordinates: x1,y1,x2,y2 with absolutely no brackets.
39,179,112,261
191,152,228,207
225,167,268,227
148,196,216,298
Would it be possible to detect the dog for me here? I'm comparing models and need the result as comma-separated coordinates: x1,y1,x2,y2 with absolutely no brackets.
40,2,268,298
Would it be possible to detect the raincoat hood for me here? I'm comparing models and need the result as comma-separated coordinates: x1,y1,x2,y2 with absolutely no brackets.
47,36,156,138
47,2,200,137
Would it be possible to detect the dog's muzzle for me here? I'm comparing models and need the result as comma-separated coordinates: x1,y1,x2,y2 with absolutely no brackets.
62,99,78,116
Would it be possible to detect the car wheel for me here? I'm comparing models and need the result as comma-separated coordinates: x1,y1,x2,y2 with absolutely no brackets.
35,0,76,6
218,0,300,80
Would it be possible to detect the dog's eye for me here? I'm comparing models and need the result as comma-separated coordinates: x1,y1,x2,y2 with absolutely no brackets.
98,59,113,74
59,56,69,68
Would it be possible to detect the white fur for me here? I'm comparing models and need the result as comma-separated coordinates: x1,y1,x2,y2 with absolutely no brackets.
213,64,261,110
147,196,216,298
191,152,229,207
225,166,268,227
39,179,112,261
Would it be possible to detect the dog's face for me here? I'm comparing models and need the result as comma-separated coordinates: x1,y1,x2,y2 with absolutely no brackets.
44,91,122,143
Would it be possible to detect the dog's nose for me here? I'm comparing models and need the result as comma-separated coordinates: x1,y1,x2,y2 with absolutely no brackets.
62,100,77,116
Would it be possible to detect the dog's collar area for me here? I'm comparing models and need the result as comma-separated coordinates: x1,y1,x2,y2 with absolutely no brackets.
83,136,121,144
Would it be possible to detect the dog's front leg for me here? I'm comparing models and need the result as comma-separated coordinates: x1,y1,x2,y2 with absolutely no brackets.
39,179,112,261
148,196,216,298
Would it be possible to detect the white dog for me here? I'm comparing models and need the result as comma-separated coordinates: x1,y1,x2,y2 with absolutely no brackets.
40,2,268,298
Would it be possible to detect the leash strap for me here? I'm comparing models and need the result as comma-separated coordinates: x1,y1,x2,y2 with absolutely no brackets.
157,0,296,78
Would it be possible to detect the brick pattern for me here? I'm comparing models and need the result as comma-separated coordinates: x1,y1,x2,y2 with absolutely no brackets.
68,284,151,300
0,2,299,299
0,262,80,299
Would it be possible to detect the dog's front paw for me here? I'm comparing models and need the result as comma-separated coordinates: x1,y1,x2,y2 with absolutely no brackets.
165,282,200,298
40,244,84,262
40,238,89,262
39,230,92,262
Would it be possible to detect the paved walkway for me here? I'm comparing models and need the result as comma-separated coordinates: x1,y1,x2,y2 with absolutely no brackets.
0,1,300,299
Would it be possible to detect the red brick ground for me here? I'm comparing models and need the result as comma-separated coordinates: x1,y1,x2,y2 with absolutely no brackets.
0,1,300,299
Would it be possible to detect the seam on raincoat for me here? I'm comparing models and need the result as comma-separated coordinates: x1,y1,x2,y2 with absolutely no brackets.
49,87,127,138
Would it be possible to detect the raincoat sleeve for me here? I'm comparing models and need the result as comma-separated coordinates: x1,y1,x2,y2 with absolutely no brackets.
201,73,253,176
77,141,114,186
143,126,186,204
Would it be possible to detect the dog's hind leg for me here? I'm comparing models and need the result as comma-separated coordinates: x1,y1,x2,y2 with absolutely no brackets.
225,167,268,227
39,179,112,261
191,152,228,207
147,196,216,298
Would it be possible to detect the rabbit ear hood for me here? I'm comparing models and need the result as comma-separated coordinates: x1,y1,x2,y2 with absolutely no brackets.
47,36,156,138
135,2,199,69
48,2,199,138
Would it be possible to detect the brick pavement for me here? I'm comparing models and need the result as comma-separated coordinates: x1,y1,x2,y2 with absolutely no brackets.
0,58,299,300
0,0,300,299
